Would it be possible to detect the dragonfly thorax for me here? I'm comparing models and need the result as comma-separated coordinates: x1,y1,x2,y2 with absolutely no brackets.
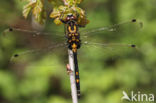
67,21,78,33
66,20,81,53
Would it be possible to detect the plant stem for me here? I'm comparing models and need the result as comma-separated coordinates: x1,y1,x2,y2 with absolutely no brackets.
68,49,78,103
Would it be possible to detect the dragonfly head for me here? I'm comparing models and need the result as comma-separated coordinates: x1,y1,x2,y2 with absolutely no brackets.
66,13,77,21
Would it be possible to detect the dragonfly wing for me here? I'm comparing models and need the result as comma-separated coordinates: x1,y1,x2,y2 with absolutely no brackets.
3,27,66,40
2,19,66,40
80,41,140,58
7,43,68,79
82,41,136,48
80,19,143,37
10,43,67,62
2,25,67,56
80,19,142,56
1,24,68,66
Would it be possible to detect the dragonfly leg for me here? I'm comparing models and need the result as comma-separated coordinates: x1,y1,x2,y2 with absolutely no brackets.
66,64,73,75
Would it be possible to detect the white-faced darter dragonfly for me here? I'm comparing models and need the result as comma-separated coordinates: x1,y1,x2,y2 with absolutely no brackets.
3,16,143,98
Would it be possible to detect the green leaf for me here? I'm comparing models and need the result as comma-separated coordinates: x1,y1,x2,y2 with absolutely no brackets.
32,0,44,24
54,17,62,25
50,8,61,18
23,1,35,18
22,0,46,24
50,5,89,26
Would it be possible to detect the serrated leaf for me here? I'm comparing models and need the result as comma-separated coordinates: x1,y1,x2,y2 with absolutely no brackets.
75,7,85,16
32,0,46,24
50,8,60,18
58,5,68,11
23,6,32,18
75,7,89,26
50,5,89,26
22,0,46,24
54,18,62,25
32,1,43,18
23,1,36,18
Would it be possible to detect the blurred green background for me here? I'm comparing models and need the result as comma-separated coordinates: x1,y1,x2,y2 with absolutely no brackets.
0,0,156,103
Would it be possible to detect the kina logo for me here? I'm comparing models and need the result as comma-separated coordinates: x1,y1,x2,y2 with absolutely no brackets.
121,91,155,102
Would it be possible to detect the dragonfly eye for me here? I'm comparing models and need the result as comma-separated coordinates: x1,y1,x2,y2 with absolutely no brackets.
67,17,70,20
71,16,75,19
14,54,19,57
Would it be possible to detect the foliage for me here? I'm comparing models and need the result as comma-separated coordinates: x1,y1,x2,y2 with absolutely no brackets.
22,0,89,26
23,0,46,24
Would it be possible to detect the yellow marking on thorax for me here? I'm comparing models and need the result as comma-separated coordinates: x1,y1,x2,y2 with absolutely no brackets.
68,25,77,33
75,33,78,36
76,39,79,42
72,36,76,41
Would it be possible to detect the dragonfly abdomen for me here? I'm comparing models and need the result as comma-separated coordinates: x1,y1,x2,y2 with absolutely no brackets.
73,52,80,98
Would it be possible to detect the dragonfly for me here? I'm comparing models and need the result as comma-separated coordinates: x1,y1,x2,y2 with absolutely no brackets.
2,15,143,98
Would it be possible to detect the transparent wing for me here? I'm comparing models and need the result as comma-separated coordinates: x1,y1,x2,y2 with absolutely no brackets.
2,25,68,65
3,27,66,40
3,27,62,37
10,43,67,62
80,19,143,37
2,20,66,42
80,41,139,55
78,41,141,70
82,41,136,48
8,42,68,77
2,24,67,56
79,19,142,57
7,45,69,80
